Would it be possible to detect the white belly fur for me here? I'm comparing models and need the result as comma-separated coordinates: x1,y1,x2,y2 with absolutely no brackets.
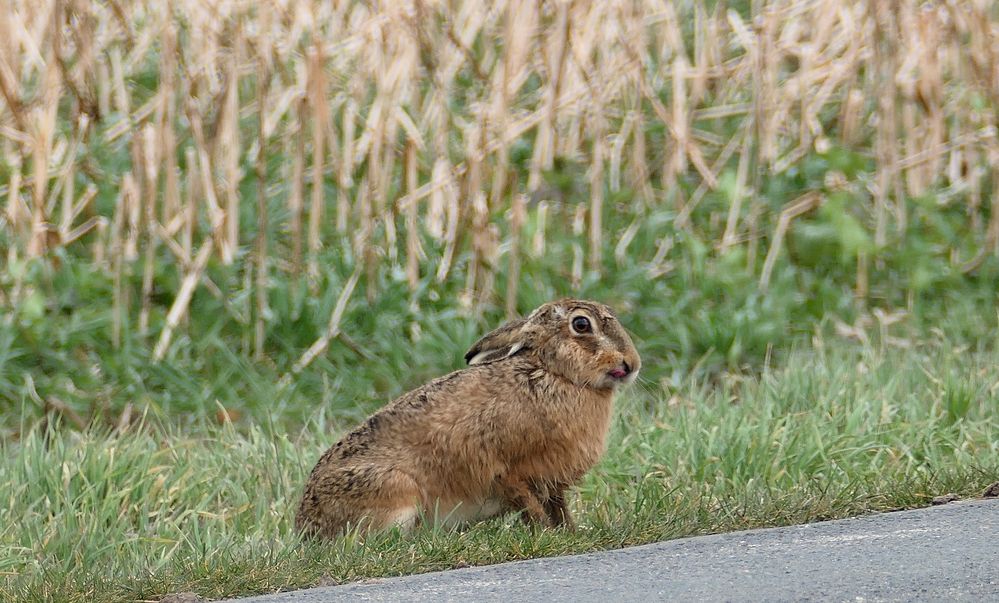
389,506,419,530
435,498,504,525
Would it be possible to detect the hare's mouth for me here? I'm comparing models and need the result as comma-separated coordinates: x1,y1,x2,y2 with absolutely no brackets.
606,362,634,382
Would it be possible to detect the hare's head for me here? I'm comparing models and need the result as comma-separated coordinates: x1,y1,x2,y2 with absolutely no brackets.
465,299,641,390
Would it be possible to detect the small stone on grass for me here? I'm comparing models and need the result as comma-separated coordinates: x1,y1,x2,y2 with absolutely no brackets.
983,482,999,498
931,493,960,505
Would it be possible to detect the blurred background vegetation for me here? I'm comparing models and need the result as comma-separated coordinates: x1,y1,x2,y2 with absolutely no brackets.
1,0,998,428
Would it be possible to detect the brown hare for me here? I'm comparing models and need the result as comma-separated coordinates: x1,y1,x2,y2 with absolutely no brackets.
295,298,641,538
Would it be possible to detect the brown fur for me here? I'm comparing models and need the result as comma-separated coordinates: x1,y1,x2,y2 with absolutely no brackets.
295,298,641,538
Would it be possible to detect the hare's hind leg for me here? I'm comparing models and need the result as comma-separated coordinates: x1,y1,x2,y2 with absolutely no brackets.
297,466,423,538
358,468,424,533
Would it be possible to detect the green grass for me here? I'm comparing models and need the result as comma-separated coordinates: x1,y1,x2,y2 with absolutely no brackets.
3,193,999,601
2,338,996,602
5,211,999,431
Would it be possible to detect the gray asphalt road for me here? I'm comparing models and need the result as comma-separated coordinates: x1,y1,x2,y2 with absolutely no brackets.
231,498,998,602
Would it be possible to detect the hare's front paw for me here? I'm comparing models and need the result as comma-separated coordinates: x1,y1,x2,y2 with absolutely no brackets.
542,488,575,530
497,475,553,528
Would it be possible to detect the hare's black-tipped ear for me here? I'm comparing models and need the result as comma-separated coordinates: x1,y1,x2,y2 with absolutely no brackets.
464,317,529,365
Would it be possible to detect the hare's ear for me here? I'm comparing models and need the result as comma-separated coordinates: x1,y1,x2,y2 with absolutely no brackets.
464,317,530,365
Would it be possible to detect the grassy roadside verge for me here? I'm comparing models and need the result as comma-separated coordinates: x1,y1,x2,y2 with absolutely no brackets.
2,339,996,602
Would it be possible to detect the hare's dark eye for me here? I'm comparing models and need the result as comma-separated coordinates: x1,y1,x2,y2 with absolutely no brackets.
571,316,592,334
